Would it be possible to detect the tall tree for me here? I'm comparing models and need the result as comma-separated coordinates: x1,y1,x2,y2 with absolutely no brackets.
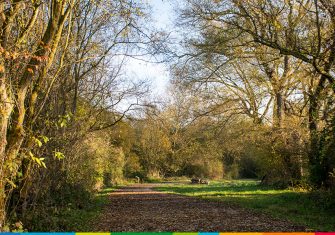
175,0,335,187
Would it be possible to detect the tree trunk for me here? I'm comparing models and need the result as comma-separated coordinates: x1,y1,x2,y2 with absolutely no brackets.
72,77,79,115
273,91,283,127
0,74,13,230
308,75,326,187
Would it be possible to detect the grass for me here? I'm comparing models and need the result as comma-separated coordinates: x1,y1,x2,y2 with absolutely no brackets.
155,179,335,231
25,187,116,231
56,187,116,231
146,176,190,183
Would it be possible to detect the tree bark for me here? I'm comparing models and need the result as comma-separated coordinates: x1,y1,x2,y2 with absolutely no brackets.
0,64,13,230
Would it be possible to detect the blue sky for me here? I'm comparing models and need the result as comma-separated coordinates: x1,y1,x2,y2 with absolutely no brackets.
126,0,175,98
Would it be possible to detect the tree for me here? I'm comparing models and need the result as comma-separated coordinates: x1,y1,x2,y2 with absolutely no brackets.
0,0,75,227
0,0,153,229
174,0,335,187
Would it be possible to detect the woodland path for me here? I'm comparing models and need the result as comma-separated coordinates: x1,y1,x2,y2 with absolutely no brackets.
93,183,306,232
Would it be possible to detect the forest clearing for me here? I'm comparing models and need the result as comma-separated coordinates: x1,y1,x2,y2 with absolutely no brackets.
51,180,334,232
92,182,306,232
1,0,335,232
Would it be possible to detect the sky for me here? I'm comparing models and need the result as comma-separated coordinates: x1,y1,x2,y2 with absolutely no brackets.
125,0,176,98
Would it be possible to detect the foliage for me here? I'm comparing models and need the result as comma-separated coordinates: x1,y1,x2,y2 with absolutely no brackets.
0,0,152,229
23,187,116,231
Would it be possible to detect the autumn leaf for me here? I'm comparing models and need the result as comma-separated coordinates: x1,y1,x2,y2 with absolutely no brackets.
4,51,11,59
27,68,34,74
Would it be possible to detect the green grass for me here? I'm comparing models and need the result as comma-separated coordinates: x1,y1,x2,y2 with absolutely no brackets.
146,176,190,183
25,187,116,231
155,179,335,231
56,187,115,231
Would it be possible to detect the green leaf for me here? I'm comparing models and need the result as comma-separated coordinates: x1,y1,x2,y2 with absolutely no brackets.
6,179,17,188
40,135,49,143
29,151,47,168
60,120,66,128
17,171,23,178
33,137,42,147
35,157,41,166
54,151,65,160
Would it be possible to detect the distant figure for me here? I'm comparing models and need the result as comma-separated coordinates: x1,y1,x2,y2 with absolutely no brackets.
135,176,140,184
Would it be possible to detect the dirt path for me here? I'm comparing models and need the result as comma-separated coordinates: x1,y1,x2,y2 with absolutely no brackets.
93,184,306,232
